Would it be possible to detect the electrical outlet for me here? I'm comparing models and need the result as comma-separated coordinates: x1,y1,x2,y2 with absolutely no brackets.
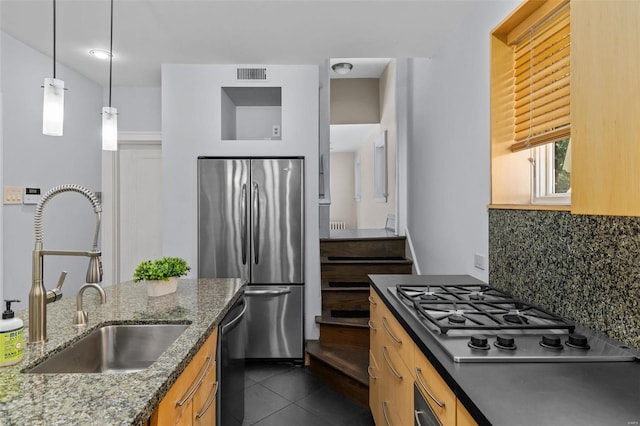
3,186,23,204
272,125,281,138
474,254,486,271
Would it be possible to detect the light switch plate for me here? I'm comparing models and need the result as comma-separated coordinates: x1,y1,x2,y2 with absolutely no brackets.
474,253,486,271
3,186,23,204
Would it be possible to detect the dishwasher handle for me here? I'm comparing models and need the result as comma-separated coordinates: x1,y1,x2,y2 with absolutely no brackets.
221,298,247,332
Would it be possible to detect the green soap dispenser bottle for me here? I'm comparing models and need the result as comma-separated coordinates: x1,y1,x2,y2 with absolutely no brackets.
0,300,24,367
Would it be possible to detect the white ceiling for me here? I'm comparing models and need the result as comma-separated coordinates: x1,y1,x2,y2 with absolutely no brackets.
0,0,474,87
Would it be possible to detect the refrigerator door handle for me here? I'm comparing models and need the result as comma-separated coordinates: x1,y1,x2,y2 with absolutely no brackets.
245,289,292,296
241,183,248,265
252,182,260,264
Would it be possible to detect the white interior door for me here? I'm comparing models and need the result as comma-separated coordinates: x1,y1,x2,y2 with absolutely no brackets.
118,141,162,281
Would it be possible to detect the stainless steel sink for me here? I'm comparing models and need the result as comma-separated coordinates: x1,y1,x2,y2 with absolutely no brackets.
24,323,191,374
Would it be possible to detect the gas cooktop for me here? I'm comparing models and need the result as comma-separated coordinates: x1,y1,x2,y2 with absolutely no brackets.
388,283,637,363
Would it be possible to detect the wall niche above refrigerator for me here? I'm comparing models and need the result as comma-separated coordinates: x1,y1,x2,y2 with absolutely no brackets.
221,87,282,141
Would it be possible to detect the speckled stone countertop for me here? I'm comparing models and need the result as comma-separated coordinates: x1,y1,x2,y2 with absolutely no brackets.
0,278,245,426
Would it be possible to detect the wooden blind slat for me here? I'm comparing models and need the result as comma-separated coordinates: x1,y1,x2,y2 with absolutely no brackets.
515,115,570,141
514,73,569,105
511,127,570,152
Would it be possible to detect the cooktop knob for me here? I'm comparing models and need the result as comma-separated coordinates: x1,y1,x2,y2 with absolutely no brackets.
540,334,563,350
494,334,517,350
566,333,590,349
468,334,490,351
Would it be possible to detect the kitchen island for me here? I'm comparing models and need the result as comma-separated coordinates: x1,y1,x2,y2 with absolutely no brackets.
0,278,245,426
370,274,640,426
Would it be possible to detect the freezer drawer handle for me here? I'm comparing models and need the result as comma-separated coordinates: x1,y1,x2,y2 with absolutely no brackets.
252,182,260,264
415,367,446,408
245,289,292,296
241,183,248,264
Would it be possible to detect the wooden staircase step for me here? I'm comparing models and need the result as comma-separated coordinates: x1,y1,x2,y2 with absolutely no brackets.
321,260,413,282
320,237,407,258
321,280,370,290
321,288,370,312
306,341,369,407
316,314,369,349
315,314,369,328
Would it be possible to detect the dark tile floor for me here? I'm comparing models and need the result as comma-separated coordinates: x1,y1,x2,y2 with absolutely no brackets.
243,361,375,426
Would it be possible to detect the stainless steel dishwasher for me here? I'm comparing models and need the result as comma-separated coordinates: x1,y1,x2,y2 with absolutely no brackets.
217,295,247,426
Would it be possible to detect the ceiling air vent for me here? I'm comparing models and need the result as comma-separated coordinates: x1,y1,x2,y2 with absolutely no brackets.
237,68,267,81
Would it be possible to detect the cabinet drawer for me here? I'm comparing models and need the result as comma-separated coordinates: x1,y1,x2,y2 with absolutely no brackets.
151,329,217,425
369,289,383,358
414,348,456,426
380,344,413,426
368,350,382,426
379,305,413,369
193,359,217,425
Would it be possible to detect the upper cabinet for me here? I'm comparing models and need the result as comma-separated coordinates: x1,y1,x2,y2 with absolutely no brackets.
570,1,640,216
490,0,640,216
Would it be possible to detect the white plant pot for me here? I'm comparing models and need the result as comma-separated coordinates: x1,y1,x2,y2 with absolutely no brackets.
146,277,178,297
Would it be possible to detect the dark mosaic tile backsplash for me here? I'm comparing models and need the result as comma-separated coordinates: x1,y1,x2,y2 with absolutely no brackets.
489,209,640,350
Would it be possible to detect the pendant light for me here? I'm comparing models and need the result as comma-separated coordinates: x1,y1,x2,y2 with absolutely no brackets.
42,0,64,136
102,0,117,151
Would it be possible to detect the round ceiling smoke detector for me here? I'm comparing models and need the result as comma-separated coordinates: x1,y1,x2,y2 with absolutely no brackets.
331,62,353,75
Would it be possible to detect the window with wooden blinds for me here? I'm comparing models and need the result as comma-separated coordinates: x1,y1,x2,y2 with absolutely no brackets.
510,3,570,152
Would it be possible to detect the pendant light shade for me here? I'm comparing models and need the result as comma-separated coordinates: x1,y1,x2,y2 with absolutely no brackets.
102,106,118,151
43,0,64,137
42,77,64,136
102,0,117,151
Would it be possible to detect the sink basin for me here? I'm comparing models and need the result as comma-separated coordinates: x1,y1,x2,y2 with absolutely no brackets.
24,323,191,374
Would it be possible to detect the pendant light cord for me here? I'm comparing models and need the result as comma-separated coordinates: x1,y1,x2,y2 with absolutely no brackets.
52,0,56,78
108,0,113,108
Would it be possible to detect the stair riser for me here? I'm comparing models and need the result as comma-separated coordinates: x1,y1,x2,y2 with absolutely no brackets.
322,291,370,312
320,239,406,258
319,323,369,349
308,356,369,408
322,263,413,282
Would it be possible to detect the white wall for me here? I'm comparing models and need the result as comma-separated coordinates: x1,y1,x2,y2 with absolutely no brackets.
236,106,281,140
108,87,161,132
329,152,356,229
162,64,321,339
1,32,102,310
406,1,518,283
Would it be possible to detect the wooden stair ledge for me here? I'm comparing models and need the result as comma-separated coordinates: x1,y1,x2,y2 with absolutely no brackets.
315,314,369,328
306,340,368,386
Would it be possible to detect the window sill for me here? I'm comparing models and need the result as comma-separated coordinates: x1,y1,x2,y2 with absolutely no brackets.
487,204,571,212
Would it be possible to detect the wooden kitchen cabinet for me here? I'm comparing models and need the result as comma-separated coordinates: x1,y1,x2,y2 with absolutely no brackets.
369,287,479,425
570,1,640,216
150,328,218,426
370,288,413,426
457,402,478,426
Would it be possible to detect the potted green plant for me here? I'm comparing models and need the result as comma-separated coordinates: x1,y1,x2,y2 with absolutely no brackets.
133,257,191,297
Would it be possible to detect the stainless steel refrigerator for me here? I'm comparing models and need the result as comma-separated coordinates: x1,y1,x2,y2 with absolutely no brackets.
198,157,304,360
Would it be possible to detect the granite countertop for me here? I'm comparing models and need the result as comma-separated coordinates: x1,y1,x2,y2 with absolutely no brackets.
0,278,245,426
369,274,640,426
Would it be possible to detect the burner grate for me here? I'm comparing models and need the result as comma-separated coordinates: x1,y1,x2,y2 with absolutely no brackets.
396,284,575,334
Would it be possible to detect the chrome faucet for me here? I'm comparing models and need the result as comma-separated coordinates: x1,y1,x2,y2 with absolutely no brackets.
72,283,107,327
29,184,103,343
